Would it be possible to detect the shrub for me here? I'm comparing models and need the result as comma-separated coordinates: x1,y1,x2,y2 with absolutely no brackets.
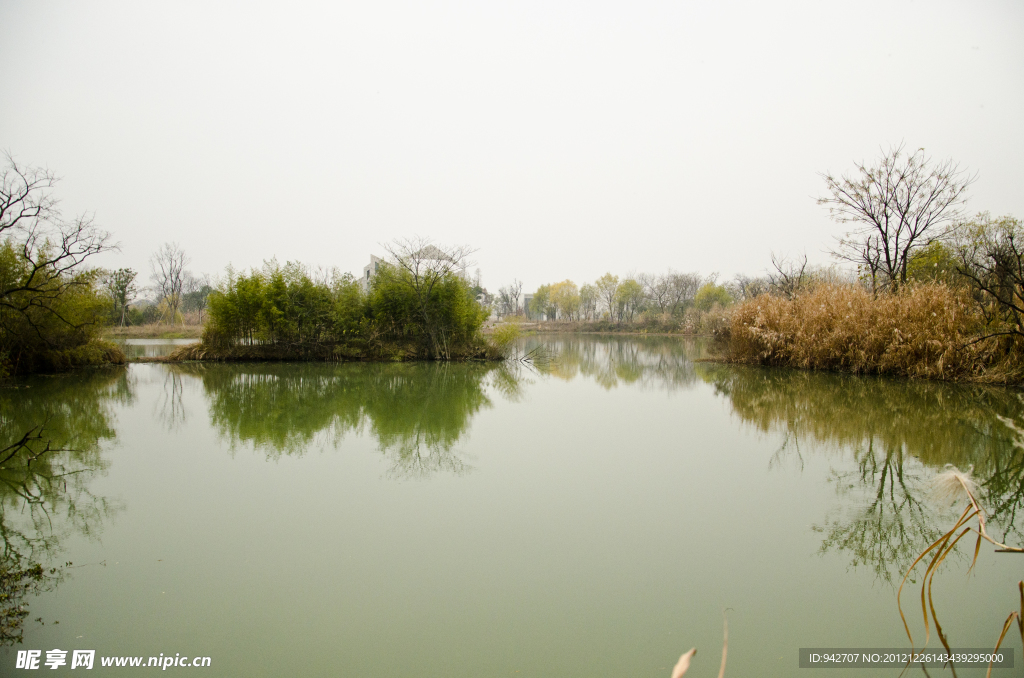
199,260,488,361
486,320,522,359
725,283,1023,382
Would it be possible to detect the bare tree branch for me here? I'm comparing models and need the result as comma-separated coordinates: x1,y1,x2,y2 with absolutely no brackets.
819,144,975,289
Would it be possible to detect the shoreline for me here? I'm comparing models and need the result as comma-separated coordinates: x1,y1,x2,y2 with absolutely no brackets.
103,325,204,339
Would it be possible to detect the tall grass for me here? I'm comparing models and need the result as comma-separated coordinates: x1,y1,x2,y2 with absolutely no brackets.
725,283,1024,383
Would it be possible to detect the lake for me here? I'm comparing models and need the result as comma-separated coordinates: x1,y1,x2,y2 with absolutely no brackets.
1,335,1021,676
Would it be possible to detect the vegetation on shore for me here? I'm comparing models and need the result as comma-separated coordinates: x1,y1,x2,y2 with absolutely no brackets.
103,324,203,339
724,283,1022,383
719,209,1024,384
171,247,498,364
1,155,126,377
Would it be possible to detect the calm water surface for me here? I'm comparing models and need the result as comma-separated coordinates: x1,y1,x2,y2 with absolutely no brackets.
1,336,1021,676
113,338,199,359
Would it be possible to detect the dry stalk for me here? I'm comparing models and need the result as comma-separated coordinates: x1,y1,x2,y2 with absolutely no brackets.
896,467,1023,677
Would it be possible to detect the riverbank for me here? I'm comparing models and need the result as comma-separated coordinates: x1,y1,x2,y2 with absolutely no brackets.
164,339,501,363
103,324,204,339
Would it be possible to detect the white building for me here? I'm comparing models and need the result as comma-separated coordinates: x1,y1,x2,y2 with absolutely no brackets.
360,255,383,292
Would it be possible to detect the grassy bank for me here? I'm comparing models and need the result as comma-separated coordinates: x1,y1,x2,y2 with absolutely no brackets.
103,324,204,339
723,283,1024,384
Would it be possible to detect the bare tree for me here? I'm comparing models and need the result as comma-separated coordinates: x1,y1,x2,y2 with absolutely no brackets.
497,279,523,317
768,253,809,299
381,237,476,359
819,144,975,289
0,153,112,343
730,274,769,301
640,273,673,315
665,271,702,315
579,283,598,320
150,243,190,325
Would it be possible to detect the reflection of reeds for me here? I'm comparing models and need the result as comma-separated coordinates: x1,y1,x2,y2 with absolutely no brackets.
671,617,727,677
897,466,1023,677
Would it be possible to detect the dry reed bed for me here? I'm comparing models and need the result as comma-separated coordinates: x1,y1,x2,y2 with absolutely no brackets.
726,284,1023,383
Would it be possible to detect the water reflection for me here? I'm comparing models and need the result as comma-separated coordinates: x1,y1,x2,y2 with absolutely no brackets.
522,335,1024,579
695,363,1024,579
0,369,129,642
173,362,528,478
522,335,702,391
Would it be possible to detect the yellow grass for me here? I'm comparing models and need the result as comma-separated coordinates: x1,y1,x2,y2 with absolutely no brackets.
726,283,1023,383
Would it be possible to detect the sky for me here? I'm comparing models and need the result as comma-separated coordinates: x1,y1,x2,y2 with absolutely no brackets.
1,0,1022,295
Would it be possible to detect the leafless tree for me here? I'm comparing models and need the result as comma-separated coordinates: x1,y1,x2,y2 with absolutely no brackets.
0,153,112,342
579,283,598,320
768,253,809,299
150,243,190,324
730,274,769,301
819,144,975,289
640,273,673,315
497,279,523,317
381,237,476,359
665,272,702,315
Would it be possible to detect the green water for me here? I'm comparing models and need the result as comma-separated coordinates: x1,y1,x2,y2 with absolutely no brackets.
1,336,1021,676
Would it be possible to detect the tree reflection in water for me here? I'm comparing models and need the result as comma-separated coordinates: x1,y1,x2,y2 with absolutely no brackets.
521,334,702,391
171,336,1024,585
0,368,129,643
696,362,1024,582
174,362,533,478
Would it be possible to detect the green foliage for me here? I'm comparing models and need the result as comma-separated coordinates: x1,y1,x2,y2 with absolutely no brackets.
0,241,125,375
549,280,580,320
202,260,487,360
102,268,137,326
369,263,486,358
530,284,553,320
694,282,733,312
614,278,644,321
952,213,1024,340
906,241,958,284
486,320,522,359
206,262,366,350
0,156,121,376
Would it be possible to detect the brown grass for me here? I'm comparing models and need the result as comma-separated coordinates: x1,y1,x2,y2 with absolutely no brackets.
724,283,1024,383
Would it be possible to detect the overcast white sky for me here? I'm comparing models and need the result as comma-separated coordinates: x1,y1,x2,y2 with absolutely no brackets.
1,0,1022,293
